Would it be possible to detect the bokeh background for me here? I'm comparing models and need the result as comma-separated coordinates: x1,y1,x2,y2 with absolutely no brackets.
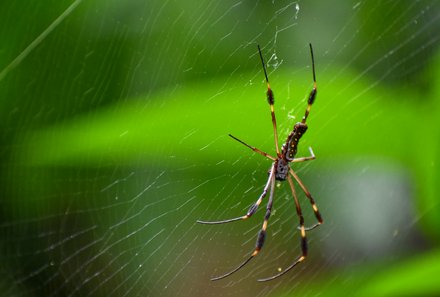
1,1,440,296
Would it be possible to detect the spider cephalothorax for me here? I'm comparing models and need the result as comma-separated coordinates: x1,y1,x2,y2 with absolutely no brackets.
198,44,323,282
274,158,289,181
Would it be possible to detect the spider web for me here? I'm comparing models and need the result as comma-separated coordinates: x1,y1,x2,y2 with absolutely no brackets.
1,1,439,296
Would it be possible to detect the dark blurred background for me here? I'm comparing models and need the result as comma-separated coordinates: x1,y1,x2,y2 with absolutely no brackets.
1,1,440,296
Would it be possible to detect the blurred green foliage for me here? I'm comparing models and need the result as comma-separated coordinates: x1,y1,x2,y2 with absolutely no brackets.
13,51,440,297
17,63,440,237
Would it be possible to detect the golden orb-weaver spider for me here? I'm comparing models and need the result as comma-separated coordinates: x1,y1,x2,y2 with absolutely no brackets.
197,44,323,282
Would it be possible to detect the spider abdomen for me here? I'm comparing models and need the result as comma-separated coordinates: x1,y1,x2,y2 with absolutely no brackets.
284,122,308,161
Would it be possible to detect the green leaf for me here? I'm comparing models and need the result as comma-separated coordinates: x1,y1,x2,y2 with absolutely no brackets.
14,64,440,239
356,249,440,297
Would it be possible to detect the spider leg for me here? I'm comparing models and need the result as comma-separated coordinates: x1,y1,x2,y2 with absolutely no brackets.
289,168,323,231
258,174,307,282
258,45,280,155
228,134,276,160
210,172,276,281
301,43,317,124
291,147,315,163
197,165,275,225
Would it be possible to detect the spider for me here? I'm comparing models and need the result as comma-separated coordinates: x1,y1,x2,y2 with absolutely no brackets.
197,44,323,282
